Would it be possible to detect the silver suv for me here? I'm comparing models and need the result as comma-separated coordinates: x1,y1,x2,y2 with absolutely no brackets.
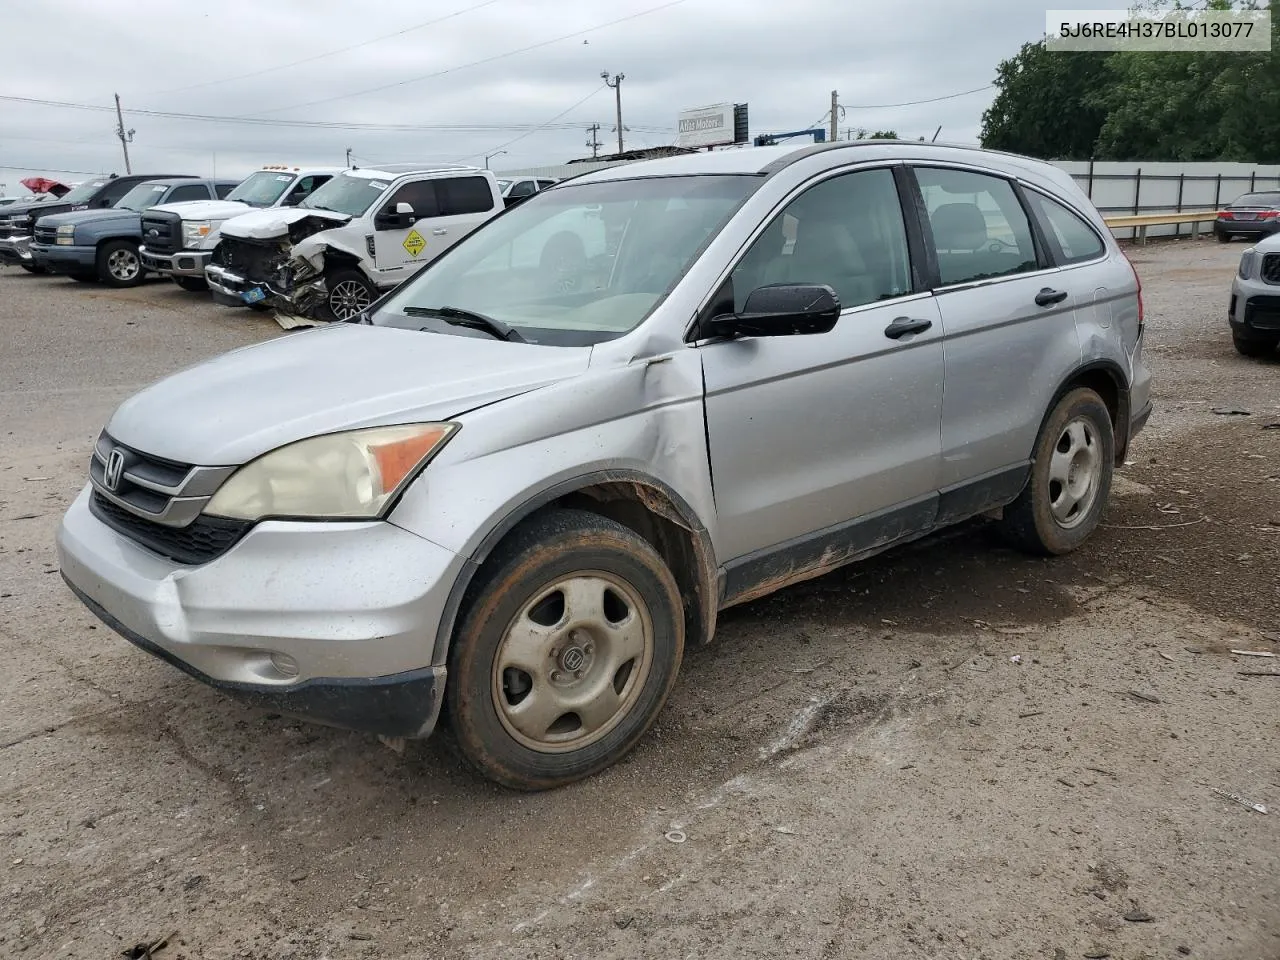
57,142,1152,789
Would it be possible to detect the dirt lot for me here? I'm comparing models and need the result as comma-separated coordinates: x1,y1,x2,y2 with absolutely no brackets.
1,242,1277,960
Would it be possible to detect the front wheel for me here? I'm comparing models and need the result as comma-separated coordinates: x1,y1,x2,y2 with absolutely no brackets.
96,239,143,287
324,268,376,321
174,276,207,292
446,508,685,790
19,262,46,274
998,388,1114,556
1234,334,1278,358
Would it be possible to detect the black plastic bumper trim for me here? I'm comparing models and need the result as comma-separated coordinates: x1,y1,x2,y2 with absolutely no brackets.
63,575,444,738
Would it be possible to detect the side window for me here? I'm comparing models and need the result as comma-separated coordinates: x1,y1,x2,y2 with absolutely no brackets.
383,181,439,219
914,167,1038,287
537,179,559,190
1025,191,1105,265
286,175,326,204
439,176,497,215
730,167,912,312
508,179,537,200
215,182,236,199
98,179,136,207
167,184,211,203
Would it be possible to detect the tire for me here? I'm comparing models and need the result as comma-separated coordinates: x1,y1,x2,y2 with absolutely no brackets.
446,508,685,790
96,239,144,287
1216,232,1231,243
1234,335,1277,358
174,276,207,292
19,262,46,274
324,268,376,321
998,388,1114,556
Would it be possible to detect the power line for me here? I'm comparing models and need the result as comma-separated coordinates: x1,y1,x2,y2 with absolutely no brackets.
843,85,994,109
147,0,504,98
0,164,107,175
254,0,687,116
467,85,608,161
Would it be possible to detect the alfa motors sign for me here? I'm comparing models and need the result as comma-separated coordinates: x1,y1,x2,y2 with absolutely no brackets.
677,103,737,149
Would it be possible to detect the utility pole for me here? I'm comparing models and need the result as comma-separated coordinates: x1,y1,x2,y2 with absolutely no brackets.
345,147,353,168
586,123,602,159
113,93,134,174
829,90,839,143
601,71,625,154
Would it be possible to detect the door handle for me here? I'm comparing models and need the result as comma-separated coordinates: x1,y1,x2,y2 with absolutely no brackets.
431,228,448,236
1035,287,1069,307
883,316,933,339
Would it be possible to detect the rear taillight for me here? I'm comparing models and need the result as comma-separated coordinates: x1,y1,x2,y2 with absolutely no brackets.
1260,210,1278,220
1219,211,1234,220
1124,251,1144,336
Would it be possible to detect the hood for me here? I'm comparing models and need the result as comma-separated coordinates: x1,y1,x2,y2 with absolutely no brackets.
1250,233,1280,254
105,323,592,465
147,199,254,222
37,208,138,229
221,206,350,241
4,200,70,219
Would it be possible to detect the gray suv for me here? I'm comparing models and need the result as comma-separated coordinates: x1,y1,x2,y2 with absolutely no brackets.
57,142,1152,789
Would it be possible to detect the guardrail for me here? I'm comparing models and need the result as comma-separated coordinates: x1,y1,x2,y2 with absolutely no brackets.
1103,211,1222,244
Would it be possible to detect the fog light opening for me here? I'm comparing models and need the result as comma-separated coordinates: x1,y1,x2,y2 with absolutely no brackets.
270,652,299,678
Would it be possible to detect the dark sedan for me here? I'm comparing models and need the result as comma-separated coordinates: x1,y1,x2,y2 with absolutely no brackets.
1215,192,1280,242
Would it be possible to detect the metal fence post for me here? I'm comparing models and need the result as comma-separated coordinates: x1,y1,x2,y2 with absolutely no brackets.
1175,172,1185,238
1251,170,1257,192
1087,158,1095,198
1215,174,1222,208
1133,168,1142,241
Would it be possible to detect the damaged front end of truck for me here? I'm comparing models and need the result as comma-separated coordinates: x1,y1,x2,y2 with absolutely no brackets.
205,209,359,323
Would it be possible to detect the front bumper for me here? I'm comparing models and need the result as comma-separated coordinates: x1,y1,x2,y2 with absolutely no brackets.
141,246,212,278
30,242,96,272
56,485,467,737
1229,276,1280,340
0,234,33,265
205,262,268,308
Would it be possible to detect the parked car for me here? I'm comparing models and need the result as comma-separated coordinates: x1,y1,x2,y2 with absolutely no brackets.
141,165,342,292
1228,236,1280,356
206,163,505,320
31,178,238,286
0,173,193,273
57,142,1151,789
1214,191,1280,242
498,176,560,207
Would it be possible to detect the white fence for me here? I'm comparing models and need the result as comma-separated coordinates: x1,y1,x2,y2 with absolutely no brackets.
498,155,1280,242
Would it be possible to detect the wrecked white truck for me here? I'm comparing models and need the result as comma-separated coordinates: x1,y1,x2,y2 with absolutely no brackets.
205,163,504,321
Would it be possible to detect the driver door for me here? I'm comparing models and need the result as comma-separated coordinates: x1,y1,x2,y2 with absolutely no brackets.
373,180,438,276
699,166,945,568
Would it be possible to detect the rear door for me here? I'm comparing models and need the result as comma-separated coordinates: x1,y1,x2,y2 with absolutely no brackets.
909,164,1081,508
700,165,945,568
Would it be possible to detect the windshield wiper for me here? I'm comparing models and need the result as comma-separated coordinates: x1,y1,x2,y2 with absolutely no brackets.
404,305,526,343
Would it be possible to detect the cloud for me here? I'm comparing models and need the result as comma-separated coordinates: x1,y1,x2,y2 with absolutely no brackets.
0,0,1044,192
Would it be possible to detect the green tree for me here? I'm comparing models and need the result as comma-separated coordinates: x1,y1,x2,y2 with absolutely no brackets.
980,41,1111,159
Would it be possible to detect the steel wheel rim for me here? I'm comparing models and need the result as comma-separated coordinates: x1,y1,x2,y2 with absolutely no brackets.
492,571,655,754
108,248,140,281
1047,416,1101,529
330,280,372,319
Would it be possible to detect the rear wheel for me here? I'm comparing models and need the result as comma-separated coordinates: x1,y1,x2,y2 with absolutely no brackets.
96,239,143,287
324,268,376,321
174,276,207,292
1216,232,1231,243
447,508,684,790
1234,334,1278,358
998,388,1114,556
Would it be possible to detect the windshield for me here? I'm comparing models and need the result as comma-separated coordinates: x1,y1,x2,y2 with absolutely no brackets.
60,179,108,205
1233,193,1280,207
299,172,388,216
226,171,296,207
375,174,760,346
116,183,172,212
497,179,512,190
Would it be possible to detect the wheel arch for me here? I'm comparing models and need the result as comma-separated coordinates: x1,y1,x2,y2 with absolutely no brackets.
431,470,719,667
1042,359,1131,465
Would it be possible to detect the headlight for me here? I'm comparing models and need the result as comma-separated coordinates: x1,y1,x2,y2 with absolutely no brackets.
56,225,76,245
1239,250,1257,280
204,423,457,521
182,220,212,247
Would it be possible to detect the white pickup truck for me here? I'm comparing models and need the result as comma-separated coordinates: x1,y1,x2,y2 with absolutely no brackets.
139,165,342,291
205,163,506,321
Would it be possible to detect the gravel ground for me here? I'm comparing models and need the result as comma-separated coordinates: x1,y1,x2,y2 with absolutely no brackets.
1,246,1277,960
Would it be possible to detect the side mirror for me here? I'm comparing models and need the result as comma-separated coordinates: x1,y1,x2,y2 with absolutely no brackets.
375,202,416,231
701,283,841,339
395,202,415,217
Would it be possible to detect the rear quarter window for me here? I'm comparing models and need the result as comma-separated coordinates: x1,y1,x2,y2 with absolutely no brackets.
1026,191,1105,265
438,176,496,215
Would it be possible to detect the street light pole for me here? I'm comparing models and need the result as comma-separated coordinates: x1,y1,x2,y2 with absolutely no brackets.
601,71,625,154
484,150,508,169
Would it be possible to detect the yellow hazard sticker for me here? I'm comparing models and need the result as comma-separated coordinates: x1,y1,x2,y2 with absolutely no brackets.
402,229,426,257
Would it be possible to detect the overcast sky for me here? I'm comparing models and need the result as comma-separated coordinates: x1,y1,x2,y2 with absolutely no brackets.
1,0,1049,195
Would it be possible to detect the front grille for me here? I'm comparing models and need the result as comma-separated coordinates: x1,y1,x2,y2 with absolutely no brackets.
1262,254,1280,285
90,492,250,565
142,211,181,255
0,218,31,239
34,224,58,245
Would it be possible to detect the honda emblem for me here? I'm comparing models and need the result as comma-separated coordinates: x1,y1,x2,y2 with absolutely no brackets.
103,448,125,492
